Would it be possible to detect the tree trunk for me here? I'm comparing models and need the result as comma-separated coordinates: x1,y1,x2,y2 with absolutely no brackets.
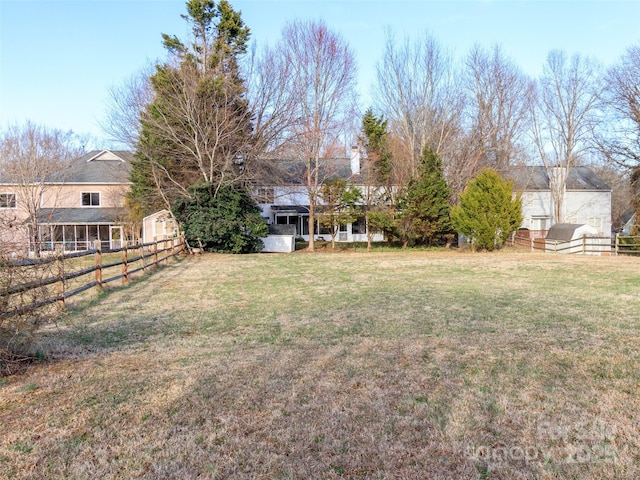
366,213,372,253
308,201,315,252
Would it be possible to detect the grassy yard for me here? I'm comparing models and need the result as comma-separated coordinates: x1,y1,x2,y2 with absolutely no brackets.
1,251,639,479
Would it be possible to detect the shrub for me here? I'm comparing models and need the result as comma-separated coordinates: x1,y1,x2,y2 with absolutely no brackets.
0,255,53,375
173,183,268,254
451,168,523,251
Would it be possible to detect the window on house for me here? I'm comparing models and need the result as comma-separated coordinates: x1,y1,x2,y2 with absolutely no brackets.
531,216,549,231
0,193,17,209
81,192,100,206
588,217,602,231
352,216,366,234
256,187,274,204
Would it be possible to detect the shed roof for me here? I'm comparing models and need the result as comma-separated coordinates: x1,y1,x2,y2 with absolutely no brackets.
546,223,598,241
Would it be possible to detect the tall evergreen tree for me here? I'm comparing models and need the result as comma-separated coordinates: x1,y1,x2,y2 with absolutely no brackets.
397,146,453,247
360,109,396,249
361,108,392,187
130,0,252,215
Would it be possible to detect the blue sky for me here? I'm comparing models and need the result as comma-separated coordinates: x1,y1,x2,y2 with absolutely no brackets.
1,0,639,146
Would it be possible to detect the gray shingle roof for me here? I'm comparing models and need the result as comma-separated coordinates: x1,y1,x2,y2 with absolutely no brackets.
37,208,126,224
256,157,370,186
505,166,611,192
47,150,132,184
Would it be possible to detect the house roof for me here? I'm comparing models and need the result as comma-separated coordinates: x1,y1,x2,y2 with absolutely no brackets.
255,157,370,186
505,166,611,192
37,208,126,224
0,150,133,185
49,150,133,184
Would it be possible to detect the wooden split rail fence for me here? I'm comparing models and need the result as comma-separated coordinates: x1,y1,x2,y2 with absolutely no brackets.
510,233,640,256
1,237,185,319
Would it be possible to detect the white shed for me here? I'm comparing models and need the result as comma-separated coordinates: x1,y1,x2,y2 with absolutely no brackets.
545,223,608,255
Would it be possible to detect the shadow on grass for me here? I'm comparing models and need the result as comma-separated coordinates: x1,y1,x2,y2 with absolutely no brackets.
38,255,195,358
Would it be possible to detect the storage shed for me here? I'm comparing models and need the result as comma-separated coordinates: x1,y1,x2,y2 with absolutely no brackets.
546,223,598,242
545,223,608,255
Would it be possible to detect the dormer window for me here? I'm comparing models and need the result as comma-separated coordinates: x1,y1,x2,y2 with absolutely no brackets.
0,192,17,209
81,192,100,207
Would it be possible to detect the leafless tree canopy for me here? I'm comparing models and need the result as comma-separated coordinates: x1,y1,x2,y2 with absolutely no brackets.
598,45,640,168
530,50,603,222
267,18,359,250
464,44,533,172
374,30,463,179
102,65,155,150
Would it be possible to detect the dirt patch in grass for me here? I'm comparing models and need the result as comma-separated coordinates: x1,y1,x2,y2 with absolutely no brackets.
1,252,639,479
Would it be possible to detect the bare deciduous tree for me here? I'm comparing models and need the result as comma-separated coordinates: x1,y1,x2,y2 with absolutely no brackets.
530,50,603,223
598,45,640,168
270,19,358,251
374,30,463,179
102,65,155,150
464,44,534,172
597,45,640,226
0,122,82,256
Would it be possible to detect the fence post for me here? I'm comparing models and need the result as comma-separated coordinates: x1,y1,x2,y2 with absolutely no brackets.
94,239,103,289
55,245,65,310
615,233,619,256
582,235,587,255
153,240,158,267
138,242,144,272
122,242,128,284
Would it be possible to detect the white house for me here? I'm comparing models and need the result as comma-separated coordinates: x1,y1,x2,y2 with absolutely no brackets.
505,166,612,237
255,147,385,243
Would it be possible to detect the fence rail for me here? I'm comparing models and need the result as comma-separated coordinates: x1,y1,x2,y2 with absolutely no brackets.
510,233,640,256
1,236,184,319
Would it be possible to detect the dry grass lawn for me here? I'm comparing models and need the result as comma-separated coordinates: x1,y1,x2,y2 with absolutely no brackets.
1,250,639,479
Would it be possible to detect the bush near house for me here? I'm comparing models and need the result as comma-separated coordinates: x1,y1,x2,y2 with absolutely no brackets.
451,168,523,251
173,183,268,254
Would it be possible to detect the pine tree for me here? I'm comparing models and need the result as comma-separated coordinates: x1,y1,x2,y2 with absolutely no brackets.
360,109,395,249
130,0,252,215
397,146,453,247
450,168,523,251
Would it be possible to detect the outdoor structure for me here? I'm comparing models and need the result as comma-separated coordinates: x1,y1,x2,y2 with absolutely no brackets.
505,166,612,238
142,209,178,244
1,150,134,256
544,223,610,255
255,147,385,243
